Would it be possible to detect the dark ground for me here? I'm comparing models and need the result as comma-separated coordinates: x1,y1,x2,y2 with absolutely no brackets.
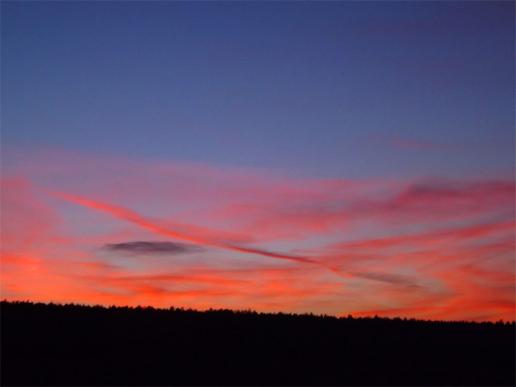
1,301,515,386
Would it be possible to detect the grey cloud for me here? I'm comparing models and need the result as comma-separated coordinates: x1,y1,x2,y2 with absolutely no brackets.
352,271,420,287
104,241,203,255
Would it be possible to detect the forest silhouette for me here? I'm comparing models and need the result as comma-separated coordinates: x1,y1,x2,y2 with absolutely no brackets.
1,300,515,386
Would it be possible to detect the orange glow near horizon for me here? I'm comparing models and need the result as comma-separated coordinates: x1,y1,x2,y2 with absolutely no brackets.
1,151,515,322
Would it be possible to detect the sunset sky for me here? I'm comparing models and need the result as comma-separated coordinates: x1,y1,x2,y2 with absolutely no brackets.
1,1,514,321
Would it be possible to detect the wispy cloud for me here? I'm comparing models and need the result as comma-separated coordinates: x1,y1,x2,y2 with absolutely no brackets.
53,192,320,266
1,150,514,321
390,136,441,151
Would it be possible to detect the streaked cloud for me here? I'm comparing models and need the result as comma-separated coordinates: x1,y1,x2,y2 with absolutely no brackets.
1,150,514,321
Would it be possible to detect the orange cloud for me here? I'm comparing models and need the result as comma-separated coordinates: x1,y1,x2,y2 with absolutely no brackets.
1,151,514,321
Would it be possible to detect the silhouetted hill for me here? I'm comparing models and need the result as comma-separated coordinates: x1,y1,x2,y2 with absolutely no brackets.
1,301,515,386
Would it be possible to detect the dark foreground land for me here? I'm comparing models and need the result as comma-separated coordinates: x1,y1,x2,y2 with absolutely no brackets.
1,301,515,386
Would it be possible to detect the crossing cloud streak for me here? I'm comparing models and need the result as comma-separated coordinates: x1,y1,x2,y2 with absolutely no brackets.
54,192,319,266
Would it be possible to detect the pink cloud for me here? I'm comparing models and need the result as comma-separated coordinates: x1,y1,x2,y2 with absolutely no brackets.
1,147,514,320
390,136,442,151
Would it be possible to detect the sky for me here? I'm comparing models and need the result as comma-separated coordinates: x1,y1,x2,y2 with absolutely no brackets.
1,1,515,321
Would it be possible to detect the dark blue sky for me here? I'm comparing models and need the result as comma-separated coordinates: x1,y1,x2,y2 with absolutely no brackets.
2,1,514,178
2,1,516,320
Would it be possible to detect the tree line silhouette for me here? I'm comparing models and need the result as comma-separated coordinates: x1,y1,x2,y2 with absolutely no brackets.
1,300,514,386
